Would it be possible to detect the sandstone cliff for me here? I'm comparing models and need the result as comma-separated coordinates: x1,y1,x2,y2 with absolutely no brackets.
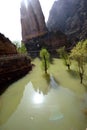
25,31,67,57
20,0,47,41
20,0,67,57
0,54,32,95
47,0,87,43
0,33,32,94
0,33,17,55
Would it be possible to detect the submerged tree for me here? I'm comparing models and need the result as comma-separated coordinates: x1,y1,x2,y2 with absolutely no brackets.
40,48,50,74
57,46,71,70
70,40,87,84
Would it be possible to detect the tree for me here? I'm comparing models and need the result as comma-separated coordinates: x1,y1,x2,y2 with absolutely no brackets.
13,41,27,54
57,46,71,70
18,43,27,54
40,48,50,74
70,40,87,84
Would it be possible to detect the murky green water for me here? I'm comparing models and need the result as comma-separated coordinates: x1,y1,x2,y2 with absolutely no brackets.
0,75,87,130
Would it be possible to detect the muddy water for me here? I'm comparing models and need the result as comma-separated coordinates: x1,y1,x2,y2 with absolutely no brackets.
0,76,87,130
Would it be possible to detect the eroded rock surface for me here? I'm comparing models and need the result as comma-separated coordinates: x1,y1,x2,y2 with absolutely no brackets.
47,0,87,43
20,0,47,41
0,33,17,56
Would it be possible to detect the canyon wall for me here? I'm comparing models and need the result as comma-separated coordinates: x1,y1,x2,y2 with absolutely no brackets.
0,33,17,56
20,0,67,57
47,0,87,43
20,0,47,41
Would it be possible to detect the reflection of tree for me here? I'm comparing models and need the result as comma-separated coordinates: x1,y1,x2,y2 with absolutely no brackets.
32,73,50,95
32,74,60,95
42,73,50,84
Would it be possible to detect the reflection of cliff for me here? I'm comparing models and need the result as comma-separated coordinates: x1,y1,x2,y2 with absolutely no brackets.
30,73,59,95
32,73,50,95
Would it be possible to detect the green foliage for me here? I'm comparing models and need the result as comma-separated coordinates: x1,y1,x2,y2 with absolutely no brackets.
57,46,71,70
70,40,87,83
57,46,67,58
40,48,50,74
18,43,27,54
70,41,87,61
13,41,27,54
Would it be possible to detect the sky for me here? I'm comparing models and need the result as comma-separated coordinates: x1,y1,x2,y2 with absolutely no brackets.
0,0,55,42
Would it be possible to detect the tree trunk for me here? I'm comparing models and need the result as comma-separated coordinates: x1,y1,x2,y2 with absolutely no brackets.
79,72,83,84
67,64,70,70
44,55,47,74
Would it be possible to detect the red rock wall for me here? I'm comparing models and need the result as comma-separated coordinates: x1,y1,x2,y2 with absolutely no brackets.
0,54,32,95
20,0,47,41
0,33,17,56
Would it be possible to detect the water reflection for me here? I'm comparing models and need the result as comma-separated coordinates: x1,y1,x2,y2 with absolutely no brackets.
50,74,59,89
0,74,87,130
33,92,44,104
32,73,50,95
0,81,87,130
32,73,59,95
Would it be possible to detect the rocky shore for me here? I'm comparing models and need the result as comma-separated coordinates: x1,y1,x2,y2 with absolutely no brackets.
0,54,32,95
0,33,32,95
0,54,32,94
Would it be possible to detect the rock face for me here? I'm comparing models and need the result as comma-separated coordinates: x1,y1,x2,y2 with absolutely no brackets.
0,33,32,94
0,54,32,95
20,0,47,41
47,0,87,43
25,31,67,57
20,0,67,57
0,33,17,56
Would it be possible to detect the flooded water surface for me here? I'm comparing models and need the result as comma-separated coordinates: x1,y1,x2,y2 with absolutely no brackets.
0,74,87,130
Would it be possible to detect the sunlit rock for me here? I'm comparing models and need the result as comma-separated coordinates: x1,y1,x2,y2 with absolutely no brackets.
20,0,47,41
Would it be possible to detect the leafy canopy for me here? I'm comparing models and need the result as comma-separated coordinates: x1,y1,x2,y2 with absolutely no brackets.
40,48,50,73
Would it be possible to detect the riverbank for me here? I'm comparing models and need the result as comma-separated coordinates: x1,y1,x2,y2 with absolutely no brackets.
0,54,32,95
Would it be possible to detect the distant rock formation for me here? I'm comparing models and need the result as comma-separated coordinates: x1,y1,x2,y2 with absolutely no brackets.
20,0,47,41
47,0,87,43
25,31,67,57
0,33,17,55
20,0,67,57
